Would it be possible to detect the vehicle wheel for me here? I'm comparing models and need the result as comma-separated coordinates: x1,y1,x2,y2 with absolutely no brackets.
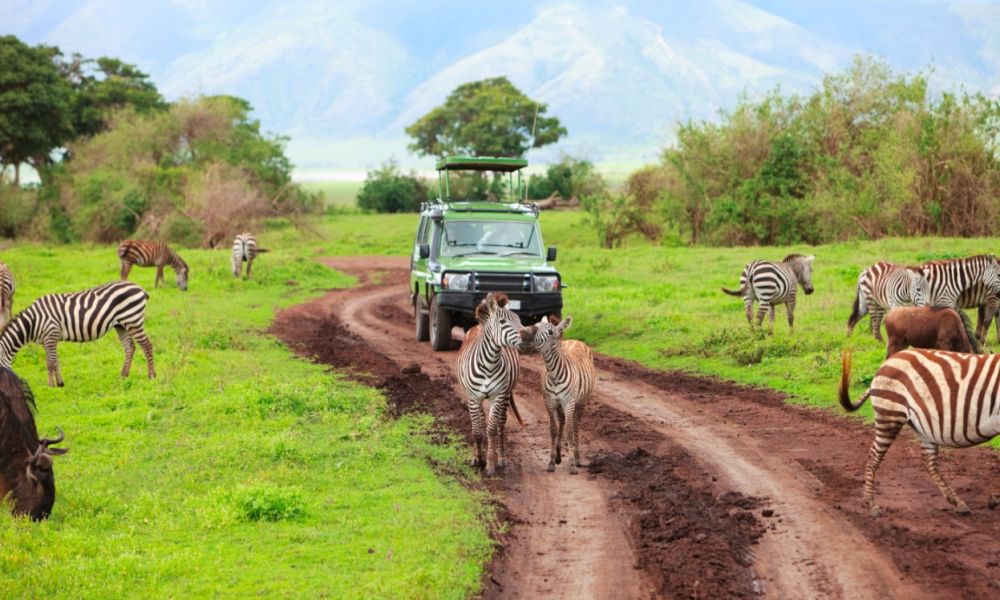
415,294,429,342
429,296,452,351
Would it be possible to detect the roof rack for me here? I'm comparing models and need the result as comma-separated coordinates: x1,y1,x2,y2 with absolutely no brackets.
420,201,540,216
435,156,527,172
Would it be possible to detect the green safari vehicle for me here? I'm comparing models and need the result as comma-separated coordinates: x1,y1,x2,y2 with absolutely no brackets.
411,156,562,351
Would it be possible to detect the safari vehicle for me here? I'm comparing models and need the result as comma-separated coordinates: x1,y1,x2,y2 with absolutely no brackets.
411,156,562,351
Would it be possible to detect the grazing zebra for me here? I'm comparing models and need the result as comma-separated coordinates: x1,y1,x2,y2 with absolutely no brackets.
840,349,1000,516
456,293,525,476
0,281,155,387
722,254,816,330
231,233,268,279
847,261,929,341
527,315,595,474
919,254,1000,309
0,260,13,332
118,240,189,291
955,282,1000,343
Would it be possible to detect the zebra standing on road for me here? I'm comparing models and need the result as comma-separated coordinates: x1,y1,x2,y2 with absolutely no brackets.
722,254,816,330
118,240,189,291
527,315,595,475
0,281,155,387
847,261,929,340
231,233,268,279
841,349,1000,516
456,293,525,476
0,261,13,332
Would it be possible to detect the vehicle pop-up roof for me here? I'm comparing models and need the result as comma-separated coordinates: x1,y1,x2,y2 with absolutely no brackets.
435,156,528,203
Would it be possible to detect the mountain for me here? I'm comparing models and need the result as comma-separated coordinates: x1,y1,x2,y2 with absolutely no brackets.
6,0,1000,171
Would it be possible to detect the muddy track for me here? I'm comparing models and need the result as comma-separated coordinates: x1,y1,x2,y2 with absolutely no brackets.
273,257,1000,599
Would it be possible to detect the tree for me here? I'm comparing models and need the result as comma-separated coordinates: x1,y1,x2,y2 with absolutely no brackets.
0,36,74,185
356,159,429,213
406,77,566,158
60,54,166,138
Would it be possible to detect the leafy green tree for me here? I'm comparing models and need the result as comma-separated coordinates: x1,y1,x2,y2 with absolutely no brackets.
357,160,429,213
0,35,74,185
60,54,166,138
406,77,566,158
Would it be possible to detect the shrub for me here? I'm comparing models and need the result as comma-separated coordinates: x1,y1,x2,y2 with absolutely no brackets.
582,189,663,248
231,484,306,523
356,160,429,213
0,184,37,238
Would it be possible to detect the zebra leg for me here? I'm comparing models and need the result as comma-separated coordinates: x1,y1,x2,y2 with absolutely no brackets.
920,442,970,514
863,413,904,517
485,397,509,476
556,405,565,465
155,265,164,288
120,260,132,281
127,324,156,379
546,397,559,472
42,334,63,388
755,302,769,328
467,396,486,469
246,257,254,280
115,325,136,378
496,395,511,469
744,297,754,327
786,298,796,330
565,401,580,475
871,308,885,342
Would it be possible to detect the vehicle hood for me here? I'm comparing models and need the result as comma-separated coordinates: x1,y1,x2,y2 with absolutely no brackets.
439,256,555,273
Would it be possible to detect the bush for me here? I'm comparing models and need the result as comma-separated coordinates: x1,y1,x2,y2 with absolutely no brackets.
357,160,429,213
527,156,604,202
231,484,305,523
0,184,37,238
582,188,663,248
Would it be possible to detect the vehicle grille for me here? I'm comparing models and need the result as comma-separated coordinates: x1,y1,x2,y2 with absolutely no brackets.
474,272,530,293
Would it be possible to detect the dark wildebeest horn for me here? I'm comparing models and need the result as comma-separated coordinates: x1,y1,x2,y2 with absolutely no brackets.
39,427,68,454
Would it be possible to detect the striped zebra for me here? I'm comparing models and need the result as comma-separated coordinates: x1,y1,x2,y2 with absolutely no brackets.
118,240,189,291
0,260,13,332
841,349,1000,516
526,315,595,474
847,261,929,341
0,281,155,387
231,233,268,279
955,282,1000,343
456,293,526,476
722,254,816,330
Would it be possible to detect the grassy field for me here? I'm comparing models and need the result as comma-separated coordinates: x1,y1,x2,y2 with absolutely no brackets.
0,242,490,598
299,180,364,208
276,210,999,431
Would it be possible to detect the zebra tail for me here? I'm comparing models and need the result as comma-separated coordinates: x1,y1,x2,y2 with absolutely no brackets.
508,394,525,428
721,286,745,297
956,309,983,354
117,242,129,259
255,248,270,253
846,289,866,335
839,351,871,412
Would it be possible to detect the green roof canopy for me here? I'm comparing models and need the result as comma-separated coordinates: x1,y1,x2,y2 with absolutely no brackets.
435,156,528,172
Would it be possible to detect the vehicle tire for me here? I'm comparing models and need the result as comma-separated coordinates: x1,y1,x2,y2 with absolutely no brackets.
415,294,429,342
429,295,452,351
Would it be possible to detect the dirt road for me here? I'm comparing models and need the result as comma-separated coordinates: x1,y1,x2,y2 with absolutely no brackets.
272,257,1000,599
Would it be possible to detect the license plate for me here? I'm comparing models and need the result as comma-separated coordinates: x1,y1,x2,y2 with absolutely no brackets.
507,300,521,310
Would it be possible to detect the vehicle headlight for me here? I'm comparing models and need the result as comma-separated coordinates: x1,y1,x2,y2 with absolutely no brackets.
533,275,559,292
443,273,471,291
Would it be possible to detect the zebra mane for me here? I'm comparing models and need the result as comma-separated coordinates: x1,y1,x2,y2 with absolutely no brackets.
783,253,805,262
474,293,509,322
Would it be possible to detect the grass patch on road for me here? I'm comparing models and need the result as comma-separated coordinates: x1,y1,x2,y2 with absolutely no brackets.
0,242,490,598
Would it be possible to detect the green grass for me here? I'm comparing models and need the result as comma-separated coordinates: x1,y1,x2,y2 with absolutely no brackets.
299,180,364,208
0,242,491,598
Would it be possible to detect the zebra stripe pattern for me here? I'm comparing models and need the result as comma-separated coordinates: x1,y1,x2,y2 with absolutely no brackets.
840,349,1000,516
456,293,524,476
527,315,595,474
0,261,13,332
118,240,189,291
722,254,816,330
232,233,267,279
847,261,929,341
955,282,1000,343
0,281,155,387
919,254,1000,309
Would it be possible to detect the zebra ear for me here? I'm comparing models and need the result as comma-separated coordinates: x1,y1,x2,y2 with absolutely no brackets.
804,255,815,263
556,315,573,335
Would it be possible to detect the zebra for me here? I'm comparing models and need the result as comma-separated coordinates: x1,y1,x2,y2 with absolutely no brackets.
0,260,13,332
0,281,155,387
231,233,268,279
847,261,929,341
526,315,595,474
118,240,189,291
840,349,1000,516
955,282,1000,343
456,292,526,476
722,254,815,330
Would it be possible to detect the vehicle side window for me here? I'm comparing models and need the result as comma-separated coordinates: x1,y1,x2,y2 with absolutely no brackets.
416,217,428,245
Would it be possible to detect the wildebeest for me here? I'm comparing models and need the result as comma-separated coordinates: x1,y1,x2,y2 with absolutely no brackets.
883,306,983,358
0,367,68,520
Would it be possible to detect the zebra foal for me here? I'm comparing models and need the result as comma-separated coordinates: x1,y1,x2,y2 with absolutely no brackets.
231,233,268,279
456,293,525,476
526,315,595,474
0,260,13,332
118,240,189,291
722,254,815,331
847,261,929,341
0,281,155,387
841,349,1000,516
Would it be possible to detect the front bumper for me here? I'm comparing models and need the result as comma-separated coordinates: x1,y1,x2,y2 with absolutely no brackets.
436,291,562,318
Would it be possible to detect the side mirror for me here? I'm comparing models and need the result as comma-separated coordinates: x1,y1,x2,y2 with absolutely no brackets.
546,247,557,262
418,244,430,259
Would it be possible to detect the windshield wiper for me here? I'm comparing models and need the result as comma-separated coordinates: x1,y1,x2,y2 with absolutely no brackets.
500,251,540,257
451,251,498,257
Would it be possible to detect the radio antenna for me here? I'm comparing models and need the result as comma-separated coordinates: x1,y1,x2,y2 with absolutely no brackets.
523,95,542,202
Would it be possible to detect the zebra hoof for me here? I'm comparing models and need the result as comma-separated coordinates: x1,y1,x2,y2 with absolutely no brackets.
554,454,561,465
989,494,1000,510
869,505,884,518
955,501,971,515
569,466,578,475
57,381,64,388
546,462,555,473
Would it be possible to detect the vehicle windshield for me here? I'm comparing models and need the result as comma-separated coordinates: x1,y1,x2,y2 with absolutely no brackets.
440,221,542,258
